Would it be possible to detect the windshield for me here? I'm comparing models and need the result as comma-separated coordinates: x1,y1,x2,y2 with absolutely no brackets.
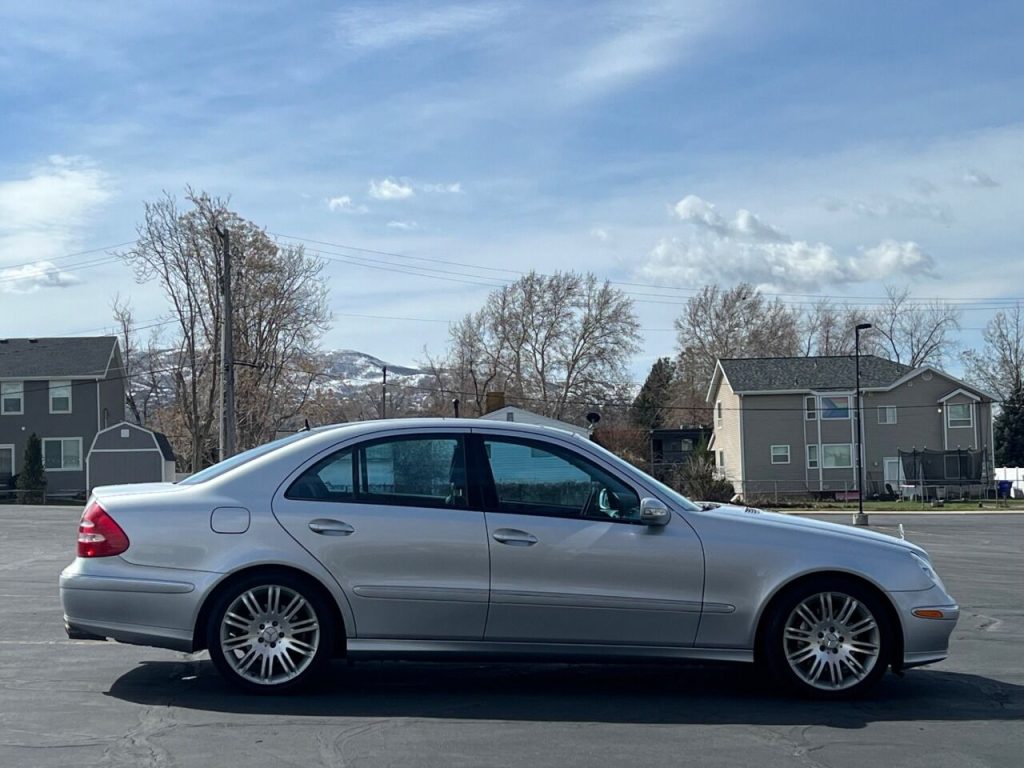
177,431,317,485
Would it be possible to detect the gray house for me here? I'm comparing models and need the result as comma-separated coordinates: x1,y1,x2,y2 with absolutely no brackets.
0,337,126,496
707,356,996,501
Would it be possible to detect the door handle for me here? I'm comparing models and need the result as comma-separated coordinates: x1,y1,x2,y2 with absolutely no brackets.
308,519,355,536
492,528,538,546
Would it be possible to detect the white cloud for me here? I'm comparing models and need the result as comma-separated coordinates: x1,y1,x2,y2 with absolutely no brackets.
590,227,610,241
823,196,953,224
326,195,368,213
962,168,999,188
562,2,738,100
336,4,507,51
851,240,937,280
0,260,81,293
641,194,937,289
386,220,418,230
421,181,463,194
673,194,787,242
0,155,112,286
369,178,415,200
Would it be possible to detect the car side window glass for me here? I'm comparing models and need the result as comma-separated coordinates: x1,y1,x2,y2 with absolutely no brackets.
357,437,467,508
482,438,641,522
286,437,468,508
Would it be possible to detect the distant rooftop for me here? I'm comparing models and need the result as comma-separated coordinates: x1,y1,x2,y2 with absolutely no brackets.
718,355,915,393
0,337,119,379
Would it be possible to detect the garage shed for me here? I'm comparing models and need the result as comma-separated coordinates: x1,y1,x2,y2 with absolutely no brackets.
86,421,176,491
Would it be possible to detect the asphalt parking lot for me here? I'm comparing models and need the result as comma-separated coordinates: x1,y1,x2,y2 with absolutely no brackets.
1,506,1021,768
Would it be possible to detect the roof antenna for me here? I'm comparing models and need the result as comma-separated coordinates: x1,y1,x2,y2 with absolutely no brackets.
302,419,311,432
452,399,460,418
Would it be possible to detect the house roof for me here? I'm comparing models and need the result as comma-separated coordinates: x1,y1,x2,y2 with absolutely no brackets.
153,431,176,462
0,337,119,379
478,405,590,436
717,355,916,394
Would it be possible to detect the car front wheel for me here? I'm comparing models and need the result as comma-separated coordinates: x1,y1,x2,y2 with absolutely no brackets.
765,578,892,698
206,572,334,693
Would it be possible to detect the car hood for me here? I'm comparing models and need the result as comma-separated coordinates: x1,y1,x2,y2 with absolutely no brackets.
702,504,928,557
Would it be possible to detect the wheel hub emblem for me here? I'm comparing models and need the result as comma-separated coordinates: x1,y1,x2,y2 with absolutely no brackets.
261,627,280,644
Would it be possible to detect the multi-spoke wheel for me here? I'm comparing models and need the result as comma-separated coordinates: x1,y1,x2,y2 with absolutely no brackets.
206,572,335,693
764,578,892,698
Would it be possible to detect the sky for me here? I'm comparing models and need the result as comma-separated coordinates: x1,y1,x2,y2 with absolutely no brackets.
2,0,1023,383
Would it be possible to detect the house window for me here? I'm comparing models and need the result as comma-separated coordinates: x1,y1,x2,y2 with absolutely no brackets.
1,381,23,415
43,438,82,472
878,406,897,425
820,395,851,420
947,403,972,428
0,445,14,480
718,450,725,468
807,445,819,469
506,412,514,422
49,380,72,414
805,396,816,421
716,401,723,426
771,445,790,464
822,444,853,469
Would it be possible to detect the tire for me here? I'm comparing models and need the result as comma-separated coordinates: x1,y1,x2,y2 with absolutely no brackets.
764,577,893,698
206,571,335,694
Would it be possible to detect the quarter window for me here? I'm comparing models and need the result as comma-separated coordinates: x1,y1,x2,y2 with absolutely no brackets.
43,438,82,471
286,436,468,508
1,382,23,415
770,445,790,464
805,396,816,421
947,403,972,428
482,438,641,522
822,444,853,469
878,406,897,425
49,380,72,413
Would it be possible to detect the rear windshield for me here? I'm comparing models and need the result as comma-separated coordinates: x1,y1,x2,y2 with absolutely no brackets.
177,431,316,485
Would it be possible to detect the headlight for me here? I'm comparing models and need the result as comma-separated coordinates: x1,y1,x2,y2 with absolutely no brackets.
910,552,944,590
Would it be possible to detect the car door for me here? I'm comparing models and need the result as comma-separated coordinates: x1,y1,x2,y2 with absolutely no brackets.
476,434,705,646
272,431,490,640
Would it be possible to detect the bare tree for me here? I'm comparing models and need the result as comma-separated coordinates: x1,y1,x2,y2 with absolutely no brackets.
800,299,879,357
120,189,329,470
871,285,961,367
961,302,1024,401
673,283,801,422
429,271,641,419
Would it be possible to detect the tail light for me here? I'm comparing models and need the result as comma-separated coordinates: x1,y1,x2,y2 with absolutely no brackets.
78,501,129,557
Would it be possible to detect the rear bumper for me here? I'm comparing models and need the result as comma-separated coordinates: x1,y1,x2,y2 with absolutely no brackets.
60,559,214,652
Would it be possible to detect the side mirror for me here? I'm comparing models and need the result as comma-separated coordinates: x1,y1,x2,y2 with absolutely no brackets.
639,497,671,526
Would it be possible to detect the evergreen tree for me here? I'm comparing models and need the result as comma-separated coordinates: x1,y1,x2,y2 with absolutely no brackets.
995,384,1024,467
16,433,46,504
632,357,675,430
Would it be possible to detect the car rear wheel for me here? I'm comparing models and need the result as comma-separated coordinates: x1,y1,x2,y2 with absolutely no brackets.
765,578,892,698
206,572,334,693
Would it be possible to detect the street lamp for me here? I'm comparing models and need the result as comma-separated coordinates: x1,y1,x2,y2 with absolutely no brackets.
853,322,873,526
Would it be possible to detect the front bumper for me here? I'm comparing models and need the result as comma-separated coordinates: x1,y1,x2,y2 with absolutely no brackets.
888,584,960,669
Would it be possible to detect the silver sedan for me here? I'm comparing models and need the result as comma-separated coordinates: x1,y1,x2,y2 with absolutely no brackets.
60,419,958,697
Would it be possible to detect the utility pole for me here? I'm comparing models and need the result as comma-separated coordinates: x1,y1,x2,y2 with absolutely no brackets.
216,224,237,461
853,322,872,526
381,365,387,419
